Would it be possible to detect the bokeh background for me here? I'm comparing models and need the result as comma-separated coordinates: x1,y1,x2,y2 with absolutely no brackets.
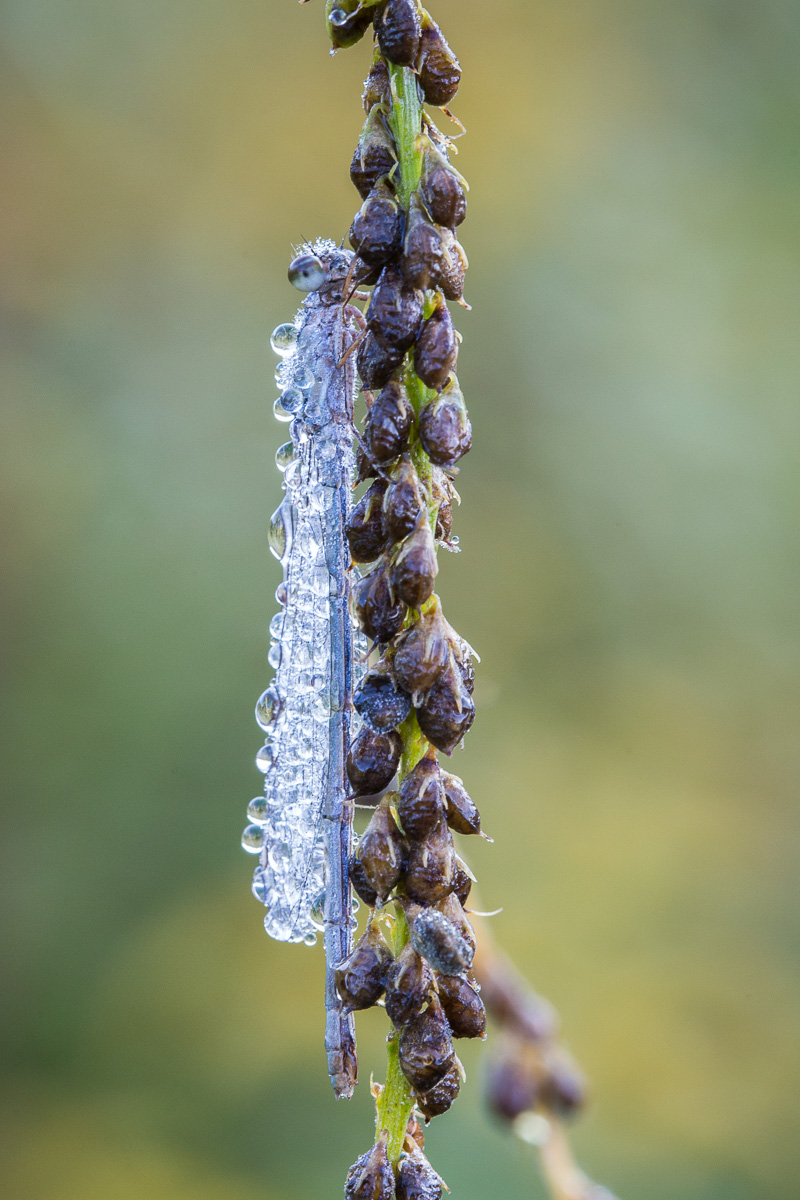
2,1,799,1197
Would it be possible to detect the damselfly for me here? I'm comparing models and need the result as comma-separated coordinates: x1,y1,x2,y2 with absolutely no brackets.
243,241,366,1099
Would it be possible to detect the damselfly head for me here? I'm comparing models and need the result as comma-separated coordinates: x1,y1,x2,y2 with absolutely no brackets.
288,252,327,292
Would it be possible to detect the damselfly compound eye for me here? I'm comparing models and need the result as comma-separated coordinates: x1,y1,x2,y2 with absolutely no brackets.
288,252,327,292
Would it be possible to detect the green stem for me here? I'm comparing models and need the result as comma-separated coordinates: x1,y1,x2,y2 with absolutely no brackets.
372,58,439,1170
387,65,424,207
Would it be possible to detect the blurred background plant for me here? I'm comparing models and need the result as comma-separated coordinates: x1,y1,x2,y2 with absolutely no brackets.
2,1,800,1198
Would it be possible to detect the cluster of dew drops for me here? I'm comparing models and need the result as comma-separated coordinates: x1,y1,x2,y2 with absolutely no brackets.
241,319,310,865
240,314,369,943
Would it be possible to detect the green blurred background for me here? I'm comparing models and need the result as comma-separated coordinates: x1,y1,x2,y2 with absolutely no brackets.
2,0,799,1196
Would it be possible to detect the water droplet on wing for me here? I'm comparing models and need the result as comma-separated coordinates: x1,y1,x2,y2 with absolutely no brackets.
242,823,266,853
270,323,299,356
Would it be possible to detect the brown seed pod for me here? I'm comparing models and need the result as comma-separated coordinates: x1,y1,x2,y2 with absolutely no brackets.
398,993,454,1091
415,1058,461,1120
350,853,379,906
541,1048,589,1116
362,53,391,113
441,770,481,835
364,379,414,464
327,0,375,51
355,796,408,901
352,256,384,289
413,300,457,392
345,1132,395,1200
385,941,434,1027
436,892,477,955
485,1046,541,1122
451,857,472,906
409,906,474,975
402,194,445,291
421,147,467,229
347,480,390,563
397,753,444,840
375,0,422,67
439,229,468,303
350,180,404,267
418,374,471,466
393,598,450,701
347,726,403,796
418,13,462,107
357,330,405,391
352,559,407,643
395,1145,444,1200
392,520,439,610
335,922,393,1012
368,262,425,353
403,818,455,906
416,655,475,753
435,973,486,1039
383,454,426,543
354,668,412,732
350,107,397,199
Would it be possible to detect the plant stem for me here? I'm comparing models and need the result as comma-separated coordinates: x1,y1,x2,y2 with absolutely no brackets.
372,58,439,1169
387,65,424,207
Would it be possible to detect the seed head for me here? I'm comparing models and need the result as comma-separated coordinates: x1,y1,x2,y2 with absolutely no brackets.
345,1133,395,1200
335,922,393,1012
413,299,458,392
398,993,454,1091
391,520,439,610
409,906,474,976
355,796,408,901
347,726,403,796
415,1057,461,1120
385,941,434,1027
347,479,390,563
397,754,444,840
352,559,407,643
365,380,414,464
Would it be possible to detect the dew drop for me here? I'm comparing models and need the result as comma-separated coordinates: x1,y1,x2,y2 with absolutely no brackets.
252,867,269,904
303,931,318,947
267,641,282,670
275,441,295,472
294,365,315,391
273,395,295,423
255,685,280,731
279,386,304,414
256,743,276,773
242,823,266,853
270,323,299,357
275,582,287,607
268,503,290,560
269,612,285,640
247,795,269,823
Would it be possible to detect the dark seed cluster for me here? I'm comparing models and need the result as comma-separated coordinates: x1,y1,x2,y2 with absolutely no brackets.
474,943,589,1128
331,0,485,1182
